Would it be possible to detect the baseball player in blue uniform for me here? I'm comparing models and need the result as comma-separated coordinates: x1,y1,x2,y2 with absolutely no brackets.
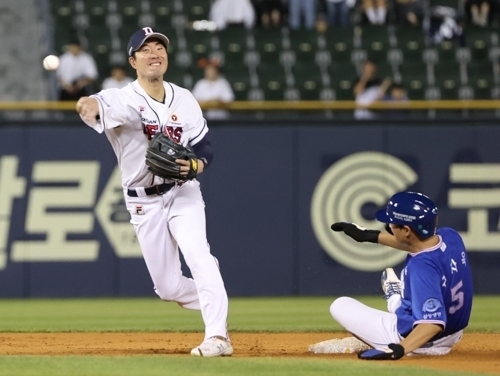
329,191,473,359
76,27,232,357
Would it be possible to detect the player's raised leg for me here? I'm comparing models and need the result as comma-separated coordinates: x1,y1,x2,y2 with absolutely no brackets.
330,296,401,349
128,194,201,309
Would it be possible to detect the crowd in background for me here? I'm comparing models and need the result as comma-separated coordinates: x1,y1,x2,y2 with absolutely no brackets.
54,0,500,120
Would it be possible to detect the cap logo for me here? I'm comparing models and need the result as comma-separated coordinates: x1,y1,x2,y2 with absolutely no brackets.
142,27,154,35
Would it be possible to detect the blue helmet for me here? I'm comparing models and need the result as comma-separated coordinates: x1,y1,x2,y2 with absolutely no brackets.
375,192,438,238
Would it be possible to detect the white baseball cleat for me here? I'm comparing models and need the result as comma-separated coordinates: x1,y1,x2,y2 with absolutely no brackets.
190,336,233,357
381,268,402,300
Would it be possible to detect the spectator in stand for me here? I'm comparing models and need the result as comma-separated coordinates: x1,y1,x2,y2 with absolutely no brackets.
426,6,466,47
209,0,256,30
102,65,134,90
353,59,391,119
381,83,409,118
56,40,98,101
464,0,497,27
288,0,317,29
326,0,350,27
192,59,235,120
253,0,285,28
362,0,387,24
394,0,423,26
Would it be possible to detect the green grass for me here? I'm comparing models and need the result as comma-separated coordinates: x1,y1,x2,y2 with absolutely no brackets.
0,296,498,375
0,296,497,332
0,356,495,376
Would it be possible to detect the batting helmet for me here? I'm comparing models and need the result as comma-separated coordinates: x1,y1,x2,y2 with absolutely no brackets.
375,192,438,238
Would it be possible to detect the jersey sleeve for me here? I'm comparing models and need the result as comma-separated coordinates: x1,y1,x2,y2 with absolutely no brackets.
88,89,132,133
184,91,208,146
409,258,447,329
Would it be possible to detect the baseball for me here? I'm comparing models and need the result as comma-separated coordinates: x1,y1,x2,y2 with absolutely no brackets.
42,55,60,71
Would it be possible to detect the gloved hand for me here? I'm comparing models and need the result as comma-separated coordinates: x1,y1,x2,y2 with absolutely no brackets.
358,343,405,360
330,222,380,243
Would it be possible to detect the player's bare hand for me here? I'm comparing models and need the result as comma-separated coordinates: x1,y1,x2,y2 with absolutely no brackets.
76,97,99,125
176,158,204,176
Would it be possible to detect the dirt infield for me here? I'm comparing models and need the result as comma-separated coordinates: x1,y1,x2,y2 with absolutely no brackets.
0,332,498,373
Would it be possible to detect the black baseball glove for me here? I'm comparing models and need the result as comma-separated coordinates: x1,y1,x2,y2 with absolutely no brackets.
330,222,380,243
145,132,198,182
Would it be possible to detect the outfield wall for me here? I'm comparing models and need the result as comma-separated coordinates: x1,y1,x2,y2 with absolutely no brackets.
0,121,499,297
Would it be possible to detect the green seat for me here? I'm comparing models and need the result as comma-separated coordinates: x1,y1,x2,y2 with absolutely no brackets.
324,28,354,64
120,10,141,29
217,27,249,65
257,64,287,100
466,27,496,61
222,65,251,101
182,0,212,21
434,62,461,99
467,61,494,99
165,64,189,87
253,29,283,64
292,63,323,100
289,29,318,63
184,30,214,63
360,25,391,64
436,40,457,63
395,26,427,63
328,62,357,100
400,62,427,100
153,3,173,29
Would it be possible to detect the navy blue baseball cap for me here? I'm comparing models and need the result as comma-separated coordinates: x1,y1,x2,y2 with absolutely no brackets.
127,27,170,56
375,191,438,238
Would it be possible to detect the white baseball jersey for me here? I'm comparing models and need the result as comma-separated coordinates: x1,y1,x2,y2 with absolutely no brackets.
79,79,229,342
86,80,208,189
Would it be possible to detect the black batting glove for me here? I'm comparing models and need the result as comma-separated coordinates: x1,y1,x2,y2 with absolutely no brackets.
358,343,405,360
330,222,380,243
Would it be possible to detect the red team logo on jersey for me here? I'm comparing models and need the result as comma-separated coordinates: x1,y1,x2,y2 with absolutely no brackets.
163,126,182,143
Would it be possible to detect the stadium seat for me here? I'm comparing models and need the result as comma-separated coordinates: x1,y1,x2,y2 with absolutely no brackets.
433,61,461,99
152,3,173,29
115,0,141,28
217,26,249,65
395,26,427,63
399,62,428,99
288,29,319,63
466,27,497,61
222,64,252,101
359,25,391,64
467,61,494,99
323,28,354,63
182,29,214,63
182,0,212,22
292,63,324,100
328,62,357,100
436,40,458,63
252,29,284,64
256,64,287,100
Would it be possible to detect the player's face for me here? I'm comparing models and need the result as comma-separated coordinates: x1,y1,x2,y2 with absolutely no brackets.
389,224,411,246
129,39,168,78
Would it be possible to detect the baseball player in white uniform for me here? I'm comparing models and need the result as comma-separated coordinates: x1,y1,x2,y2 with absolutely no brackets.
76,27,232,357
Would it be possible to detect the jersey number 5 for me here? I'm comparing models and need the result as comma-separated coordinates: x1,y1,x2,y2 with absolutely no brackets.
449,280,464,314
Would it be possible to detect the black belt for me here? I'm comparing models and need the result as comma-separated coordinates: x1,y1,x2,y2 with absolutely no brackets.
127,183,175,197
